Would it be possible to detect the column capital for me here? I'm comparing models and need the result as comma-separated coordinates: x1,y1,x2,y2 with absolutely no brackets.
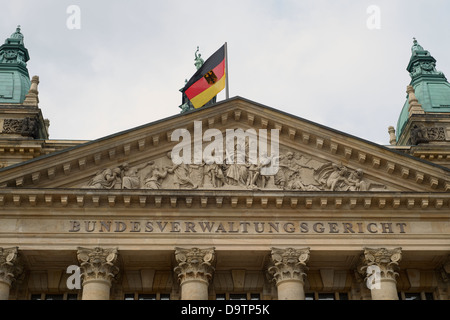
0,247,23,286
360,247,402,281
268,247,310,284
438,255,450,283
174,247,216,285
77,247,119,285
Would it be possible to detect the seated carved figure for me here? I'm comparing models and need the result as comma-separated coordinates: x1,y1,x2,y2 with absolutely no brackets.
85,167,121,189
121,161,154,189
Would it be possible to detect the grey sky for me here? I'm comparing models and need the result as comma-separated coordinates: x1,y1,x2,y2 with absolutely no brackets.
2,1,450,144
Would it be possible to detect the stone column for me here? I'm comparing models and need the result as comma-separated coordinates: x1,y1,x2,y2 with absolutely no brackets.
174,247,216,300
0,247,23,300
268,247,310,300
77,247,119,300
360,247,402,300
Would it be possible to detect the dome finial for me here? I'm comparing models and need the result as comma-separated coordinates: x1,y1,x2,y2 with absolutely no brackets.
411,37,424,53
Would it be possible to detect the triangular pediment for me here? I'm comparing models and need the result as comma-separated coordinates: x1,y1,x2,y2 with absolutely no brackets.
0,97,449,193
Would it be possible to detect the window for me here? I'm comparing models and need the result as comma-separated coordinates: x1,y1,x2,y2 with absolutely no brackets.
305,292,350,300
67,294,78,300
138,294,156,300
304,293,314,300
124,293,170,300
424,292,434,300
215,293,260,300
250,293,261,300
338,293,349,300
160,294,171,300
400,292,434,300
30,293,78,300
45,294,64,300
317,293,335,300
404,293,421,301
124,293,135,300
229,294,247,300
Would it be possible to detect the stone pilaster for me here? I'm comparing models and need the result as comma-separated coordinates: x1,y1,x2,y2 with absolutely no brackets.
174,247,215,300
360,247,402,300
77,247,119,300
268,247,310,300
0,247,23,300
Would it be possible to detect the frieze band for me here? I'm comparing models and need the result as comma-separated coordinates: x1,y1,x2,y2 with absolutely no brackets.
82,149,388,192
68,220,408,234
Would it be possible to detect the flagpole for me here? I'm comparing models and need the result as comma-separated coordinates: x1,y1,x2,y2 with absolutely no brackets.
225,42,229,100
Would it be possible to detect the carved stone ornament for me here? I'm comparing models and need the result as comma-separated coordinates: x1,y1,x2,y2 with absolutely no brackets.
82,148,387,192
267,247,310,284
437,256,450,283
409,124,446,145
0,247,23,286
359,247,402,281
2,116,39,138
77,247,119,284
173,247,216,284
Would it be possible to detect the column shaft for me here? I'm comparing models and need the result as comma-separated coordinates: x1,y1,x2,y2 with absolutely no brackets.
180,279,209,300
276,279,305,300
0,281,10,300
81,279,112,300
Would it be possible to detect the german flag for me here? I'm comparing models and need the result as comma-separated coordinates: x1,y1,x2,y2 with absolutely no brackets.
182,45,226,109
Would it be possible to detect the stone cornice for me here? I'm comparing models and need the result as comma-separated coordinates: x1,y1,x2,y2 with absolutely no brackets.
0,99,448,192
0,188,448,211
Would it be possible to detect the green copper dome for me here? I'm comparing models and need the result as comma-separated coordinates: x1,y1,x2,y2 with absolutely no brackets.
0,26,31,104
396,39,450,139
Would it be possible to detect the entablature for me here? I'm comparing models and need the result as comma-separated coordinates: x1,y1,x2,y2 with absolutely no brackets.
0,188,449,212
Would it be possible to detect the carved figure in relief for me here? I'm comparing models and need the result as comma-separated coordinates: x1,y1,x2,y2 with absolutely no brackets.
143,166,168,189
246,152,275,189
166,152,198,189
347,169,369,191
203,155,225,188
120,161,154,189
82,150,387,192
85,167,121,189
314,163,351,191
274,152,296,188
224,143,248,186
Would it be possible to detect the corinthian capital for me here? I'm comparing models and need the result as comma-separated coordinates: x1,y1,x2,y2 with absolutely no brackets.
174,247,216,284
360,247,402,280
0,247,23,286
268,247,310,284
77,247,119,284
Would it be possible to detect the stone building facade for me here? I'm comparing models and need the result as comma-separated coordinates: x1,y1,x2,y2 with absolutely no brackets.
0,28,449,301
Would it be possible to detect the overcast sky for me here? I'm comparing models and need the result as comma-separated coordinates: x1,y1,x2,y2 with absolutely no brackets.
2,1,450,145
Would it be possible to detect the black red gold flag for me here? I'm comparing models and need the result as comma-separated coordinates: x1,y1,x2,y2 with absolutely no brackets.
182,44,226,109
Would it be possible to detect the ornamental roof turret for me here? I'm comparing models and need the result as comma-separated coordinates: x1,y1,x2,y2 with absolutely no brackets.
396,38,450,141
0,26,31,104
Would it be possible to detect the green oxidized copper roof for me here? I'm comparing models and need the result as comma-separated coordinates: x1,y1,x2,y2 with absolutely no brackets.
397,39,450,137
396,38,450,138
0,26,31,104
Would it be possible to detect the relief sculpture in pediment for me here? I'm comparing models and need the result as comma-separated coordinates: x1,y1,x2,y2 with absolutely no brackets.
82,149,387,192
